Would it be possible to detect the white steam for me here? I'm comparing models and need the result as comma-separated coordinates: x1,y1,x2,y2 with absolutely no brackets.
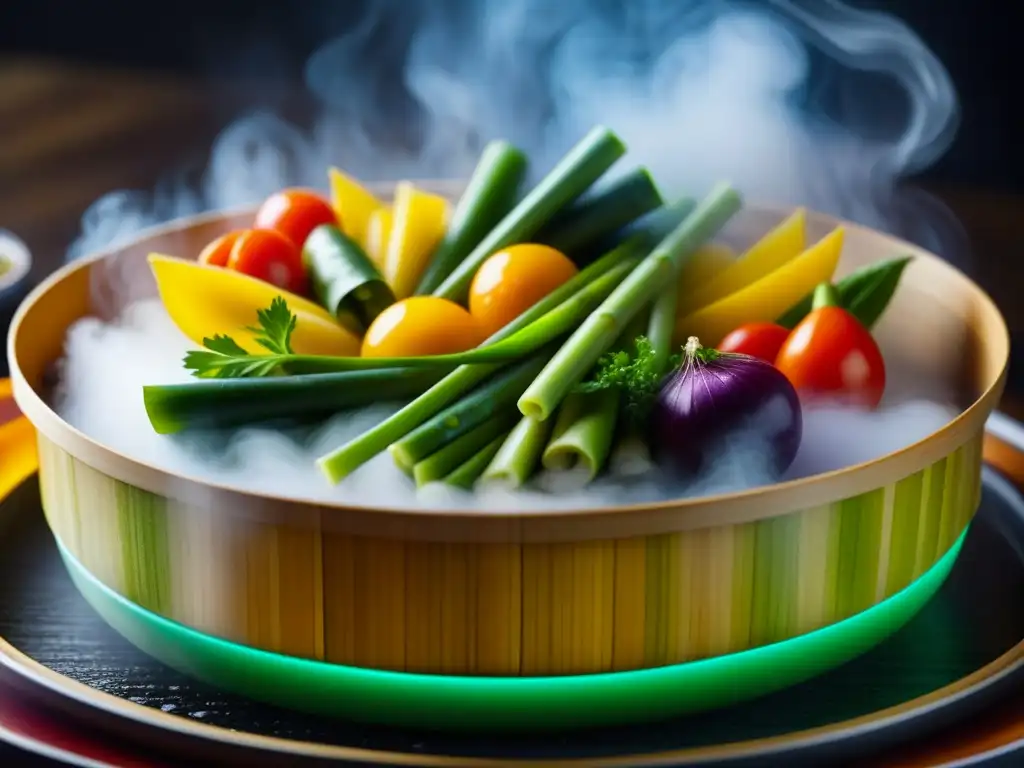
53,0,967,509
67,0,963,263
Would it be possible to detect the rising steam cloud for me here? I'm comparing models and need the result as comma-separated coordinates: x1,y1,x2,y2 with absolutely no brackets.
67,0,962,265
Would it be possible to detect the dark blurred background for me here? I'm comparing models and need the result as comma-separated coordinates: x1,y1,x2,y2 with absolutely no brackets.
0,0,1017,190
0,0,1021,289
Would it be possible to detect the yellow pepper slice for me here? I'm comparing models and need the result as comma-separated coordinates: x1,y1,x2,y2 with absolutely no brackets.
382,182,450,300
365,207,393,271
328,168,384,249
679,208,806,316
677,242,736,303
148,254,361,356
675,227,844,348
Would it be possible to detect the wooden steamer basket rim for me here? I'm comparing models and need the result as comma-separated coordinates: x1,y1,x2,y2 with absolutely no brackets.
5,183,1011,544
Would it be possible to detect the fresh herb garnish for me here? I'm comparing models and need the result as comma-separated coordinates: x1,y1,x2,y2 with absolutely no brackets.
183,296,298,378
575,335,679,424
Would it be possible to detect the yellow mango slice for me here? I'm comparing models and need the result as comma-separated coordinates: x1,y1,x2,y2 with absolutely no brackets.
365,207,393,270
148,254,361,356
382,182,451,299
674,227,844,348
328,167,384,248
679,208,806,316
677,243,736,303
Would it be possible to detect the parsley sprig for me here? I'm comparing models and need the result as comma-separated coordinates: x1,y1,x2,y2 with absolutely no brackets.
575,335,679,423
183,296,298,378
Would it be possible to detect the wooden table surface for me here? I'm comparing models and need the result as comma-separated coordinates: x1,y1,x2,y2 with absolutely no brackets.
4,54,1024,767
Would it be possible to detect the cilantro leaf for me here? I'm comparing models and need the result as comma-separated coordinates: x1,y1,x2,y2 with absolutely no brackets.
182,296,298,379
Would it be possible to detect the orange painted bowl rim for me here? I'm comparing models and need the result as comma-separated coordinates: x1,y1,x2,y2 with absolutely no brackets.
4,192,1012,541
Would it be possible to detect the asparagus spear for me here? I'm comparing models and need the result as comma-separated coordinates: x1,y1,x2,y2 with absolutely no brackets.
413,412,520,487
517,184,742,422
414,141,528,295
317,240,646,483
432,126,627,302
479,415,553,489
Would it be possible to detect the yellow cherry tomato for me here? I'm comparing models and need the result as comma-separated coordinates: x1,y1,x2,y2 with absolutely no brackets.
469,244,578,338
361,297,483,358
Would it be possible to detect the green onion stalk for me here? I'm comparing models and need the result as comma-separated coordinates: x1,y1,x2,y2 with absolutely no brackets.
443,430,512,489
432,126,627,302
414,140,528,295
479,415,554,489
517,183,742,423
143,368,449,435
540,388,621,482
412,412,520,487
317,239,648,483
390,353,551,472
537,168,663,259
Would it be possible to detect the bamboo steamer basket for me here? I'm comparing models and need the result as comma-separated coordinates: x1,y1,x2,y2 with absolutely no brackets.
6,183,1009,680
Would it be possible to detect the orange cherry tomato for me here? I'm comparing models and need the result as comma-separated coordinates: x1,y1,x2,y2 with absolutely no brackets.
718,322,791,363
198,230,244,267
775,305,886,408
254,189,338,249
362,297,482,358
227,229,309,295
469,244,578,339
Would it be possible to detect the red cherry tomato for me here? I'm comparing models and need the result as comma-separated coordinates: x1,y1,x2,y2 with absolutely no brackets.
718,322,791,363
198,230,244,267
775,305,886,408
253,189,338,249
227,229,309,295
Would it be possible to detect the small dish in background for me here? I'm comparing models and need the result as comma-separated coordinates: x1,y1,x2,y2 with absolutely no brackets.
1,230,33,377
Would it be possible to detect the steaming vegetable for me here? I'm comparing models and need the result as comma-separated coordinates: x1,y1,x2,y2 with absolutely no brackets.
412,411,520,487
777,255,913,330
649,336,803,476
254,189,338,251
414,140,529,295
328,168,384,246
184,265,633,378
148,254,360,356
382,182,451,299
537,168,663,258
303,224,394,335
480,415,553,489
675,227,844,348
362,297,482,359
678,209,806,315
432,125,628,302
198,230,244,267
468,244,579,338
519,183,743,422
390,354,551,471
444,431,510,488
775,283,886,408
718,322,791,362
228,228,309,296
317,239,646,482
143,368,447,435
365,208,393,269
541,389,620,480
